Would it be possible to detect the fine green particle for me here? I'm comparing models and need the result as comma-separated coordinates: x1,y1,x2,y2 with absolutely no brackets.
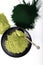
0,13,10,34
5,30,29,54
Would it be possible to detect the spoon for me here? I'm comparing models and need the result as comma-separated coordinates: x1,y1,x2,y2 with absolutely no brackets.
26,38,40,49
16,30,40,49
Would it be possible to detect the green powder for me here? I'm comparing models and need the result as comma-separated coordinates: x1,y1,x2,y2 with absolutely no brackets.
12,0,39,29
5,30,29,54
0,13,10,34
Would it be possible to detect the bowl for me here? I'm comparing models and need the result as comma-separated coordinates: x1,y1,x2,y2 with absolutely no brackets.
1,27,32,57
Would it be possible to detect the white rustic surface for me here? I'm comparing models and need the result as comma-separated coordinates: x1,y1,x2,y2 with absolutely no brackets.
0,0,43,65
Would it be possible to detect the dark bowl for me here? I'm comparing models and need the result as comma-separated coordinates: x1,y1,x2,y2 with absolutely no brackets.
1,27,32,57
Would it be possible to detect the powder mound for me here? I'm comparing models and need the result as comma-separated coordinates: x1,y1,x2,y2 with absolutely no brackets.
5,30,29,54
0,13,10,34
12,0,39,29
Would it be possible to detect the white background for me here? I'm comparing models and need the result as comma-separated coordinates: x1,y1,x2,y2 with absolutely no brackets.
0,0,43,65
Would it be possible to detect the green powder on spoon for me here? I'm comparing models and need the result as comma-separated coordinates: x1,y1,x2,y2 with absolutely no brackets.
5,30,29,54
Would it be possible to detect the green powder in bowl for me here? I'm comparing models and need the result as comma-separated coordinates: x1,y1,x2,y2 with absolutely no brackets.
5,30,29,54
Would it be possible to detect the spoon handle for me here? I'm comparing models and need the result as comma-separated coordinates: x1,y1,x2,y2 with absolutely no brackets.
27,38,40,49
